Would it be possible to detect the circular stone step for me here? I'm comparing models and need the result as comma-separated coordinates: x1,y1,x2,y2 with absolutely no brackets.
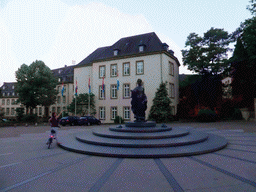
58,132,228,158
109,126,172,133
76,130,209,148
92,127,189,139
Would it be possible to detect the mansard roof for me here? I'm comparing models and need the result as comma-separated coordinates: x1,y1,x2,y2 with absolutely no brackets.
52,65,75,83
76,32,179,67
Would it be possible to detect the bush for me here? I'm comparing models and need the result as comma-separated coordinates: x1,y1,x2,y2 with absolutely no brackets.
114,116,124,124
197,109,217,122
21,114,38,123
232,108,243,120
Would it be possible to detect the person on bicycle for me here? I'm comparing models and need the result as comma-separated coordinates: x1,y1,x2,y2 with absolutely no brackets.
48,111,62,142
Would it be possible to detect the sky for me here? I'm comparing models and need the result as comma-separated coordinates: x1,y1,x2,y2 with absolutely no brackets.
0,0,252,85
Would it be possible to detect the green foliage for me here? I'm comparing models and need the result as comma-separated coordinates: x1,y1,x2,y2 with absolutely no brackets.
114,116,124,124
15,60,58,114
148,82,173,123
197,109,217,122
232,108,243,120
182,28,231,75
247,0,256,15
21,114,38,123
15,108,24,121
67,93,96,116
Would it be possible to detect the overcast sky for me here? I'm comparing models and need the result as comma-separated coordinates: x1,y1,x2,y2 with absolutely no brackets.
0,0,252,85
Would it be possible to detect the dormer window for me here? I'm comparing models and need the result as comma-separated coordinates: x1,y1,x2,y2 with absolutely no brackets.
12,85,15,89
3,86,5,90
113,49,119,56
138,41,146,52
139,45,144,52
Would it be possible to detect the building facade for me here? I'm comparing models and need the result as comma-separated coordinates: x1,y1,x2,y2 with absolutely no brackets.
0,65,75,119
74,32,180,123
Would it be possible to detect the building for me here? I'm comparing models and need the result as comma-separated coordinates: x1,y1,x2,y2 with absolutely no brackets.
0,82,20,118
51,65,75,116
0,65,75,119
74,32,180,123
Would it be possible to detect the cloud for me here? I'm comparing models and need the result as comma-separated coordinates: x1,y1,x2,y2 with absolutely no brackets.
43,2,153,68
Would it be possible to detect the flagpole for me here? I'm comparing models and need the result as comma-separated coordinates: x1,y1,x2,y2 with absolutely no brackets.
88,76,90,116
75,78,77,116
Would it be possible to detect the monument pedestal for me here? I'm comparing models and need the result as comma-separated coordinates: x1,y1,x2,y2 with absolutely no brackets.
125,121,156,127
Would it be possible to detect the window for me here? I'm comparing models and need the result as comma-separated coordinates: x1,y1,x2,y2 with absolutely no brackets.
11,99,15,105
2,93,5,96
111,64,117,77
99,86,105,99
114,49,119,56
136,61,144,75
111,85,117,99
123,63,130,76
123,84,130,98
3,86,5,90
57,107,61,114
169,83,175,98
39,107,42,115
6,108,9,115
58,86,61,93
52,107,56,113
2,99,5,105
99,107,105,119
99,66,106,78
7,93,10,96
169,62,174,76
124,107,130,120
63,96,66,104
7,99,10,105
12,92,15,96
11,108,15,115
139,45,144,52
12,85,15,89
35,108,38,115
111,107,117,120
57,96,61,104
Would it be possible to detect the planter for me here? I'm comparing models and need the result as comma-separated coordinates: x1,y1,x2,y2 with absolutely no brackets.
240,108,250,121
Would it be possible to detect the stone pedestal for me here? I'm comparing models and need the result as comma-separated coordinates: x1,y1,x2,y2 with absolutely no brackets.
125,121,156,127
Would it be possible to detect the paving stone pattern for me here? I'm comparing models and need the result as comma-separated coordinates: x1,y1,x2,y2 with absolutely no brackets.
0,123,256,191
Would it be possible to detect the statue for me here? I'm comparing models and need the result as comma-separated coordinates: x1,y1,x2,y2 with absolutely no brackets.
131,79,147,122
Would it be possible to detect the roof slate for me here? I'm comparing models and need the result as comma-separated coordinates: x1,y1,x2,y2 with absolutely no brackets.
76,32,179,67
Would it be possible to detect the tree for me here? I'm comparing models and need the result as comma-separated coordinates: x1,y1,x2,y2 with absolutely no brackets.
67,93,96,116
16,60,58,115
148,82,173,123
230,19,256,109
182,28,231,75
247,0,256,15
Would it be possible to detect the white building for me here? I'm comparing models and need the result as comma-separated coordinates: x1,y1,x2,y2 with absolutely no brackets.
74,32,180,123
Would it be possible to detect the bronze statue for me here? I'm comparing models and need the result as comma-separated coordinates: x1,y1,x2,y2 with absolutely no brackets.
131,79,147,122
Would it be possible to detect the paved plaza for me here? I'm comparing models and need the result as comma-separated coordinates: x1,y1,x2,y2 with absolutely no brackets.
0,121,256,191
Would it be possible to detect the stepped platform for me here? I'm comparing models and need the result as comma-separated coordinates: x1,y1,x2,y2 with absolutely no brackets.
58,122,228,158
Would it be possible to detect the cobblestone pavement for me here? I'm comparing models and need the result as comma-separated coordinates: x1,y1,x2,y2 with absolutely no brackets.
0,121,255,192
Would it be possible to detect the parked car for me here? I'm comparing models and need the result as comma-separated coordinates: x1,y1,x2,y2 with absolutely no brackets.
81,116,101,126
59,116,79,126
77,117,89,126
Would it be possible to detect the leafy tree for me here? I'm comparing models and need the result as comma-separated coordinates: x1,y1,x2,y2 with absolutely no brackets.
67,93,96,116
182,28,231,75
230,19,256,109
148,82,173,123
15,60,58,115
247,0,256,15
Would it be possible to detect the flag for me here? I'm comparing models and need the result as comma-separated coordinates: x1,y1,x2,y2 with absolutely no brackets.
88,77,91,93
116,70,119,91
117,79,120,91
75,80,78,96
61,82,64,96
102,76,105,93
